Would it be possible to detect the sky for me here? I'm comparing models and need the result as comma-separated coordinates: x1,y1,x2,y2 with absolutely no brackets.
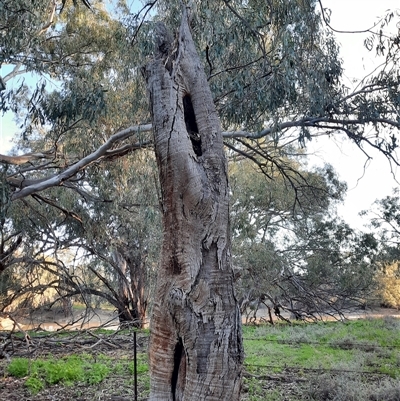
0,64,27,154
0,1,399,231
306,0,400,230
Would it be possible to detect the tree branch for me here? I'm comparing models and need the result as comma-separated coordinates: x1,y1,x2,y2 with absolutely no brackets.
0,151,55,165
9,124,152,200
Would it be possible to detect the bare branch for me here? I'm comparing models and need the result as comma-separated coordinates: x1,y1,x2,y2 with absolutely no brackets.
2,62,26,84
223,116,400,140
38,0,57,36
317,0,383,35
0,151,54,166
9,124,152,201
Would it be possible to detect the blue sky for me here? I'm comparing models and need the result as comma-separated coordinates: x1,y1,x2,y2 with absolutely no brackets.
0,64,20,153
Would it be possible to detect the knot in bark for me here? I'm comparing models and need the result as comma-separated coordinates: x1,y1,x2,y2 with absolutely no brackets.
169,287,186,308
154,22,173,58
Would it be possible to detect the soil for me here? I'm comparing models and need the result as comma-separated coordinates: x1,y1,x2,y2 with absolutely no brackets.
2,305,399,332
1,307,399,400
246,305,400,324
0,330,149,401
0,307,121,332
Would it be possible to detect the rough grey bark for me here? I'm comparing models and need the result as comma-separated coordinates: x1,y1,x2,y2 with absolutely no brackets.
144,12,243,401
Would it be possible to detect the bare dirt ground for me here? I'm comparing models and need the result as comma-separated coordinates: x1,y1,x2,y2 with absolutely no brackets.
244,305,400,325
2,305,399,333
2,304,398,334
0,307,121,332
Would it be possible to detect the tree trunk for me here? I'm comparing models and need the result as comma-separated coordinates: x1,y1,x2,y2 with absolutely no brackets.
113,250,133,323
113,248,148,328
126,246,149,328
143,12,243,401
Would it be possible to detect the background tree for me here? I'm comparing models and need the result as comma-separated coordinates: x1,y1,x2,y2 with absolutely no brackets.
2,1,400,202
230,156,379,321
363,190,400,309
1,148,161,327
1,0,157,326
375,261,400,309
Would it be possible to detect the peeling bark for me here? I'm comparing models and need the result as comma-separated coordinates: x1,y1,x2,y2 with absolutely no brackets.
144,12,243,401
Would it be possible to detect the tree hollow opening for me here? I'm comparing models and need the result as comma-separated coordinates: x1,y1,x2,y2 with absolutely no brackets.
171,337,186,401
183,94,202,156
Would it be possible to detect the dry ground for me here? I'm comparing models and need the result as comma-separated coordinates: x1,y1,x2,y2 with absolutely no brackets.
1,307,399,400
0,331,149,401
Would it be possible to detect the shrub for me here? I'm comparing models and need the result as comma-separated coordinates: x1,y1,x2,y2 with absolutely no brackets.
7,358,29,378
307,374,400,401
376,262,400,309
25,376,45,395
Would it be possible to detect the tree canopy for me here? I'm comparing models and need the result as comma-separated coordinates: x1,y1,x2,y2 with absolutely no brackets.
2,0,400,195
1,0,398,311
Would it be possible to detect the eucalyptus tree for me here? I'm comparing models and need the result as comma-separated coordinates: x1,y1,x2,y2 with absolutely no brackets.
68,150,162,326
1,1,400,400
367,190,400,248
1,136,154,321
229,157,340,314
1,0,156,323
230,155,378,321
362,190,400,308
282,218,379,317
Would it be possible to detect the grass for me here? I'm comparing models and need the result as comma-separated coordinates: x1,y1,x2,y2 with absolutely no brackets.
6,352,149,395
3,317,400,400
242,318,400,375
241,317,400,400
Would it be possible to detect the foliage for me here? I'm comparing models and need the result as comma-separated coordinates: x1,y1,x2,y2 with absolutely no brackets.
1,0,400,203
367,189,400,249
363,190,400,309
7,357,30,377
157,0,341,129
376,262,400,309
230,156,379,320
0,1,161,321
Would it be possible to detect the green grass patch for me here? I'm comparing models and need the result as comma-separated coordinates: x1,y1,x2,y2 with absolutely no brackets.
6,352,148,395
242,318,400,378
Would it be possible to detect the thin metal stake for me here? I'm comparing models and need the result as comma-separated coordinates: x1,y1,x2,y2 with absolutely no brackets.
134,330,138,401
